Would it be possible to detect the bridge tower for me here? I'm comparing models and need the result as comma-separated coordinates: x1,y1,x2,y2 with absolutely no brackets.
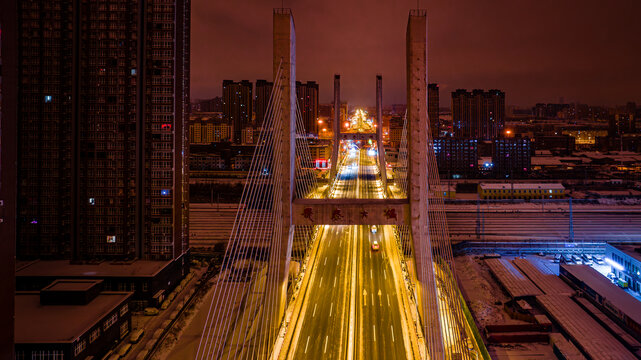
407,10,446,357
268,6,296,338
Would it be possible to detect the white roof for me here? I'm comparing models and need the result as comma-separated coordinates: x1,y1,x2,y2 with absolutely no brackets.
480,183,565,190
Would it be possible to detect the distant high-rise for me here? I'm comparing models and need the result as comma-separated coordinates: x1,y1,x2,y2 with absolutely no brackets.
255,79,273,127
14,0,190,261
433,138,478,178
193,97,223,113
296,81,319,135
452,89,505,139
428,83,439,137
493,137,531,178
223,80,253,144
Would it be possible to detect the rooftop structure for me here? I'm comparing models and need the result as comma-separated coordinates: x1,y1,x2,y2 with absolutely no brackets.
560,264,641,339
15,290,132,360
484,258,543,298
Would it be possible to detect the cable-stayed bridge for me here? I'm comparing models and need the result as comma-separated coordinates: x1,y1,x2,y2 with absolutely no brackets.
195,8,486,360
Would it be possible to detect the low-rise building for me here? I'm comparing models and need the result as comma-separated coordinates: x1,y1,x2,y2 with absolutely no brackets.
15,279,132,360
478,183,565,200
16,256,188,309
606,243,641,293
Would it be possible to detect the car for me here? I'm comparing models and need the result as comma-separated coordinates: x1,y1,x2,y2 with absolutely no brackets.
144,307,159,316
117,344,132,357
130,328,145,343
371,240,380,251
370,225,378,234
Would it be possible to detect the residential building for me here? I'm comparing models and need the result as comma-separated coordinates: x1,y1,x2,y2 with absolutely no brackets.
452,89,505,139
15,0,190,261
192,97,223,112
492,137,532,178
428,83,439,137
223,80,252,144
433,138,478,178
1,10,18,357
255,79,273,127
189,112,231,144
296,81,319,135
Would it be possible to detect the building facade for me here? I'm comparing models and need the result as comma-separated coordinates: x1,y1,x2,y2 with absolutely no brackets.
428,83,439,137
255,79,273,127
433,138,478,178
189,112,231,144
492,137,532,178
606,243,641,293
452,89,505,139
296,81,319,135
223,80,252,144
15,0,190,261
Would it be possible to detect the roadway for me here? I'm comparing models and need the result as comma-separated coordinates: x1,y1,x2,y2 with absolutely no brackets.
286,148,411,359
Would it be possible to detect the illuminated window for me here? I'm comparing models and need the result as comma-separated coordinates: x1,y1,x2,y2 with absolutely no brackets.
107,235,116,243
44,95,53,103
89,198,95,205
161,189,170,196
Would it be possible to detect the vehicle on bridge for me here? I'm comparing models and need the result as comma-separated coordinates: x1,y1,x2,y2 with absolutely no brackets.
370,225,377,234
371,239,380,251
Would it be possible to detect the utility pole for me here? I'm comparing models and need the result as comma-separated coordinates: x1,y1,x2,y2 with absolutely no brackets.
569,197,574,242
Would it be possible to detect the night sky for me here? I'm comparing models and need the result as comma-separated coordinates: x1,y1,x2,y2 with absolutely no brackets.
191,0,641,107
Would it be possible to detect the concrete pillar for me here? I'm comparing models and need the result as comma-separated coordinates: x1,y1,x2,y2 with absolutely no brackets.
406,10,445,359
268,8,296,347
330,74,340,181
376,75,388,193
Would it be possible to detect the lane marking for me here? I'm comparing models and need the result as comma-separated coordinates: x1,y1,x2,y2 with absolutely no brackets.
387,294,390,306
370,269,373,279
319,276,323,287
330,302,333,317
313,303,317,317
334,276,337,288
391,325,395,342
305,336,310,354
324,335,328,353
373,325,376,342
337,256,340,265
324,257,327,266
384,269,387,280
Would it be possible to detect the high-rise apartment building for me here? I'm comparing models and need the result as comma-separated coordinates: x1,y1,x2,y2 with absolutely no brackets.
1,9,18,356
492,137,532,178
433,138,478,178
296,81,319,135
255,79,273,127
223,80,252,144
428,83,439,137
452,89,505,139
14,0,190,261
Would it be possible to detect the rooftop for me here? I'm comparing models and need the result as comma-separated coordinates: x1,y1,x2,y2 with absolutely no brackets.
15,291,131,343
608,243,641,263
16,259,172,278
560,264,641,326
43,279,101,292
479,183,565,190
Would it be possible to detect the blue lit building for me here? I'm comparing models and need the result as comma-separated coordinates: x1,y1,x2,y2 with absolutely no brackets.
605,243,641,292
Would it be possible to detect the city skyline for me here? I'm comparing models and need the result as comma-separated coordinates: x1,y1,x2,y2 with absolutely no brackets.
191,0,641,107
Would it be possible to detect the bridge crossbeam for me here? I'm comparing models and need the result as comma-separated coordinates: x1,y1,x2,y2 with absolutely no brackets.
292,198,409,225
